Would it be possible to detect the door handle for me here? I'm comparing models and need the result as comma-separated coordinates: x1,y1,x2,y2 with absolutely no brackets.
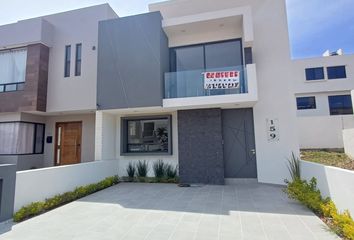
250,149,256,155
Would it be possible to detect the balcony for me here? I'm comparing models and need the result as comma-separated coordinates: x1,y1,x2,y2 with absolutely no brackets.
163,64,258,109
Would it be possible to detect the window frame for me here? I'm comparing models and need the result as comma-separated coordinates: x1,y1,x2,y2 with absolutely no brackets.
120,115,172,156
169,38,244,72
64,45,71,78
328,95,353,116
296,96,317,110
327,65,347,79
305,67,325,81
0,82,25,93
0,121,45,156
75,43,82,76
0,47,27,92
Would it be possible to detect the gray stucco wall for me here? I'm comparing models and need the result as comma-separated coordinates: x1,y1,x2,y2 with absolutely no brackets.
178,109,225,185
0,155,44,171
97,12,169,110
0,164,16,222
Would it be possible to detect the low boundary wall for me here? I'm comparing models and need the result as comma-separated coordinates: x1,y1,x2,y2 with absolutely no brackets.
14,160,118,212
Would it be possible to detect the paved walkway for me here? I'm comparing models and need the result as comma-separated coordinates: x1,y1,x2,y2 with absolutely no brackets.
0,182,339,240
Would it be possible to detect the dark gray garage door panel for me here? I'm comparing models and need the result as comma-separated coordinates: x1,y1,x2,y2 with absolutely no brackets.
178,109,224,185
222,109,257,178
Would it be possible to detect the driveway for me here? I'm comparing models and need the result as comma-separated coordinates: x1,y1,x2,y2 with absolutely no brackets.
0,182,339,240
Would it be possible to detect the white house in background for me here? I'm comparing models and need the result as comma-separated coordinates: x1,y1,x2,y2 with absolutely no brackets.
0,4,117,170
292,52,354,150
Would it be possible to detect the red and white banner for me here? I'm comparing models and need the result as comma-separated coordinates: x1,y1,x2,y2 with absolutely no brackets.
203,71,240,90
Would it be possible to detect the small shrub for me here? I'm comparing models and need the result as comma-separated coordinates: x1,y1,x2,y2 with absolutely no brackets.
126,162,136,178
13,176,119,222
285,177,325,214
136,160,149,177
165,164,178,179
13,202,45,222
285,174,354,240
153,160,166,178
286,152,300,181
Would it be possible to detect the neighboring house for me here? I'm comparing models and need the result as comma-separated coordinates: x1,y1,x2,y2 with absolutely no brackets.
95,0,300,185
0,4,117,171
292,53,354,149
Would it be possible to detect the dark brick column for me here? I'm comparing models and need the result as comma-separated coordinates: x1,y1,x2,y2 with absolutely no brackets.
0,43,49,113
178,108,225,185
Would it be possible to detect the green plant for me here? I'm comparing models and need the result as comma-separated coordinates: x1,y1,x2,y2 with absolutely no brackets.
13,176,119,222
13,202,45,222
126,162,136,178
153,160,166,178
286,152,301,181
165,164,178,179
285,176,354,240
155,127,168,151
136,160,149,177
285,177,325,214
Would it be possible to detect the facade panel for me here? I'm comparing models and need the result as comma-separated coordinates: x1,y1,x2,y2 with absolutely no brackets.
97,12,169,110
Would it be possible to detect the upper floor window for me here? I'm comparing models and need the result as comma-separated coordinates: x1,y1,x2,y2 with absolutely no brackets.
75,43,82,76
0,122,45,155
327,66,346,79
328,95,353,115
305,67,324,81
0,48,27,92
170,39,243,72
64,45,71,77
296,96,316,110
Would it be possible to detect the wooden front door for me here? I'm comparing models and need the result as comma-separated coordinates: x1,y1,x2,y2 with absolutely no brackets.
55,122,82,166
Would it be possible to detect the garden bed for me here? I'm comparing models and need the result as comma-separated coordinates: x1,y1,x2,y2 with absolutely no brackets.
120,176,178,184
301,150,354,171
13,176,119,222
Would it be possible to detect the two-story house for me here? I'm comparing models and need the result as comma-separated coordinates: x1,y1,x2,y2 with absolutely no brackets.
0,4,117,170
94,0,300,185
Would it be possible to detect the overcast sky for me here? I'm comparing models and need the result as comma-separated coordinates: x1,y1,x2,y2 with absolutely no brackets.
0,0,353,59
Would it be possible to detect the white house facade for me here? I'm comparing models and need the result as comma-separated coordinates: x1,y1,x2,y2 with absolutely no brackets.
292,53,354,150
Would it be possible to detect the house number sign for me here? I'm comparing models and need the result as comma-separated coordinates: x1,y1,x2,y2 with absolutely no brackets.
267,119,279,142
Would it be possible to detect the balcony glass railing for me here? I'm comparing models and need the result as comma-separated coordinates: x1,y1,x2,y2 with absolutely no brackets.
164,66,248,99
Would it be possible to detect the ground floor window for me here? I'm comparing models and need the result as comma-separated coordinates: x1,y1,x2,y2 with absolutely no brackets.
328,95,353,115
121,116,172,155
0,122,45,155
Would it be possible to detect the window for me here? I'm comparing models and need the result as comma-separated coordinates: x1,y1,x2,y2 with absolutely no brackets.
305,67,324,81
296,96,316,110
121,116,172,155
75,43,82,76
327,66,346,79
168,39,244,97
0,48,27,92
170,39,243,72
328,95,353,115
64,45,71,77
0,122,45,155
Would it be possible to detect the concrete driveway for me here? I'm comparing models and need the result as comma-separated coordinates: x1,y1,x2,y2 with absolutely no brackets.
0,182,339,240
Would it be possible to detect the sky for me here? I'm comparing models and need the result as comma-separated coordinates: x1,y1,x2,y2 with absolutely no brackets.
0,0,353,59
